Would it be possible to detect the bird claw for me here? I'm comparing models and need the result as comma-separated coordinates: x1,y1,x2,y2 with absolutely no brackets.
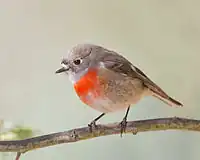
88,120,98,133
120,117,127,137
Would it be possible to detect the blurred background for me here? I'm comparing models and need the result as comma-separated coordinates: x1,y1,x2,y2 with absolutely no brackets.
0,0,199,159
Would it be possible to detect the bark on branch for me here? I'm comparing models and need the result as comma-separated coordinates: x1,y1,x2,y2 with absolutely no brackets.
0,117,200,157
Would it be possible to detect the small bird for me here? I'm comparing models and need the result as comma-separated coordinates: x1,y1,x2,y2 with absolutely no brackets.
56,43,183,135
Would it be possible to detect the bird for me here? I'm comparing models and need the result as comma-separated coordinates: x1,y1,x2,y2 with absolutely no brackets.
55,43,183,136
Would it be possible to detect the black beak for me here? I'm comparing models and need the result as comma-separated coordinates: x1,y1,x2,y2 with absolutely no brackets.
55,67,69,74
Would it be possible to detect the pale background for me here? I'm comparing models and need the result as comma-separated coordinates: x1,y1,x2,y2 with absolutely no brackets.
0,0,200,160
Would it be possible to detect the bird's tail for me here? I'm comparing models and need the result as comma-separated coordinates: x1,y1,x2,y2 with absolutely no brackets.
141,76,183,107
133,65,183,107
153,93,183,107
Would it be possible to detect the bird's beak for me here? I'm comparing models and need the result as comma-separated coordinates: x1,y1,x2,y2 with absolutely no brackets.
55,67,69,74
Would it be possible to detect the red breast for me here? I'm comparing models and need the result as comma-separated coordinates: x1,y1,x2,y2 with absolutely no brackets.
73,68,101,105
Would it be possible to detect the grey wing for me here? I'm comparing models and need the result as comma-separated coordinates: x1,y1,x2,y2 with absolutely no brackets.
100,49,183,106
101,50,164,92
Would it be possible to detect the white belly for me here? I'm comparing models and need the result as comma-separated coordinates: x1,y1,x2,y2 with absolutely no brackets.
83,92,133,113
90,98,128,113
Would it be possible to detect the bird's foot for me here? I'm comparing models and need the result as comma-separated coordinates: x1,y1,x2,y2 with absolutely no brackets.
88,120,98,133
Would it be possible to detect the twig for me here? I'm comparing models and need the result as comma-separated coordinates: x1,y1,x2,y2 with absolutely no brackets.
15,152,21,160
0,117,199,158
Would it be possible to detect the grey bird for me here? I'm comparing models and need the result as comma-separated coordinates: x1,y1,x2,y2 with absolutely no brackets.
56,43,183,135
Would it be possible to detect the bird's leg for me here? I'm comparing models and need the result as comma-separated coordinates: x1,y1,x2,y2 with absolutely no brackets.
120,106,130,137
88,113,105,132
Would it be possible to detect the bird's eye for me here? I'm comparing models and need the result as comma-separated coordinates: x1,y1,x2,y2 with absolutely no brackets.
73,59,82,65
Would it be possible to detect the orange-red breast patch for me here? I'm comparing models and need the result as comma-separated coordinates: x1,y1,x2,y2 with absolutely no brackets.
73,69,101,105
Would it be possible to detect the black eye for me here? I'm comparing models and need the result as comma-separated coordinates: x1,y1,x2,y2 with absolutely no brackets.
73,59,82,65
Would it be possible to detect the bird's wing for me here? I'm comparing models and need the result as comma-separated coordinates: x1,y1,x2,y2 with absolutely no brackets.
100,49,183,106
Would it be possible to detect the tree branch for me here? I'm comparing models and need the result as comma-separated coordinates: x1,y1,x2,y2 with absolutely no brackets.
0,117,199,156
